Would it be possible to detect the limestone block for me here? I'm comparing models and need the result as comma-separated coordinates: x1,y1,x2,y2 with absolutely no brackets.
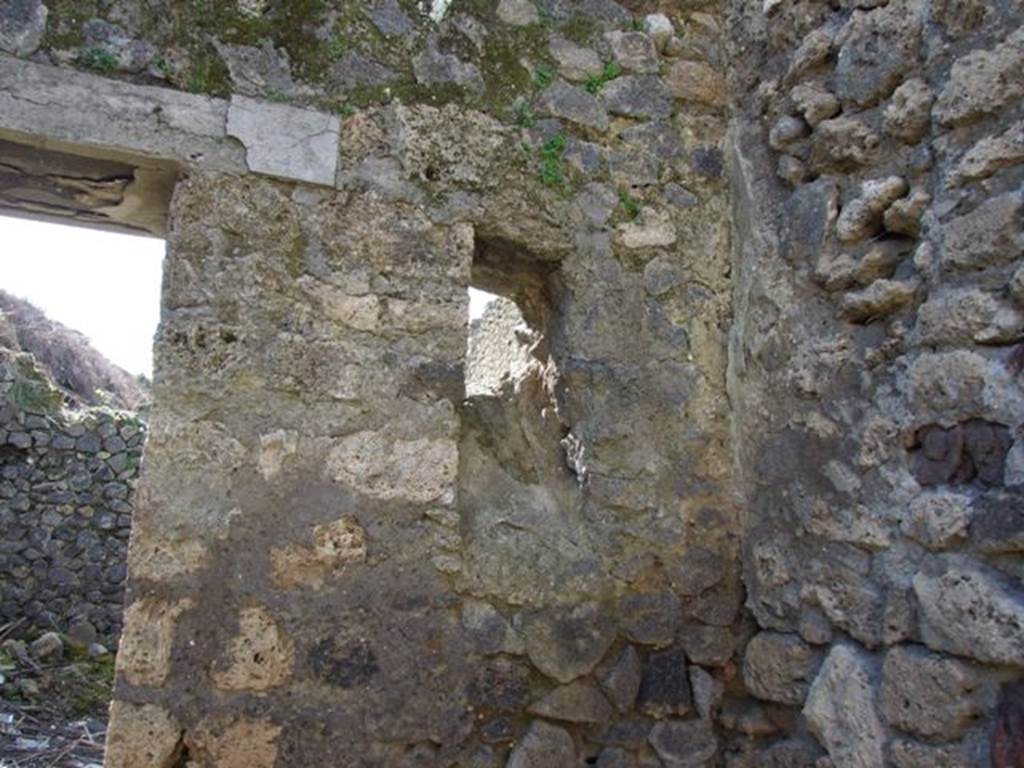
536,80,609,131
598,646,642,713
462,600,525,655
743,631,823,705
648,719,719,768
619,590,682,646
0,0,47,56
913,557,1024,667
900,491,972,550
949,121,1024,187
227,96,340,186
523,602,615,683
883,78,933,144
116,597,193,686
790,83,840,127
836,176,908,242
839,278,918,322
0,57,245,173
188,715,283,768
935,28,1024,126
833,0,922,108
212,606,295,692
917,288,1024,346
942,193,1023,272
665,61,727,107
528,680,613,723
638,647,692,718
803,644,886,768
506,720,575,768
325,431,457,504
549,36,604,82
644,14,675,51
496,0,539,26
271,517,367,589
879,644,992,739
607,31,659,74
104,702,182,768
600,75,674,119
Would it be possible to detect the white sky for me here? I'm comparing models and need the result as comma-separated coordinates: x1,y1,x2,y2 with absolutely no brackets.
0,216,164,377
0,215,498,378
468,286,497,320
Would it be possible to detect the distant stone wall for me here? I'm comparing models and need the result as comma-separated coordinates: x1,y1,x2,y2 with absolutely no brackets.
0,348,144,646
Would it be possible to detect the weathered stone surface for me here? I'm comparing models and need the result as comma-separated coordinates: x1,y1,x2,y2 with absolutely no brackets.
970,492,1024,553
836,176,908,242
743,631,822,705
941,193,1023,272
790,83,840,127
529,680,613,722
116,597,193,687
0,57,246,183
665,61,726,107
212,606,295,692
900,491,972,550
803,644,885,768
413,39,484,91
104,702,182,768
599,645,643,713
949,121,1024,187
934,29,1024,126
536,80,609,130
607,31,659,74
810,116,880,171
326,431,457,503
644,14,675,51
506,720,575,768
678,624,734,667
879,644,992,739
884,189,929,237
833,0,922,108
226,96,340,186
839,278,918,322
462,600,524,655
638,647,692,718
913,558,1024,666
549,36,603,82
213,39,295,98
883,78,933,144
994,680,1024,768
648,719,718,768
497,0,539,26
367,0,414,37
917,289,1023,347
620,590,681,646
0,0,46,57
523,603,616,683
600,75,674,118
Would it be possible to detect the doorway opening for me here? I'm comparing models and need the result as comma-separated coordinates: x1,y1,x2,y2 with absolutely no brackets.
0,136,171,768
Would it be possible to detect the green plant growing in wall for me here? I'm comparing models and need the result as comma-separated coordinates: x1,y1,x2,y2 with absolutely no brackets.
618,187,641,219
584,61,622,95
533,64,554,90
539,133,567,187
515,101,536,128
79,47,118,73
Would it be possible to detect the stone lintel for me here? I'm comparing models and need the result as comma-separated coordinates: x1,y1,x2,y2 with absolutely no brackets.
226,95,340,187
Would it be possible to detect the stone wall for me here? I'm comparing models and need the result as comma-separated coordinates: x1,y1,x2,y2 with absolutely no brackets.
728,0,1024,764
0,348,145,646
0,0,1021,766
